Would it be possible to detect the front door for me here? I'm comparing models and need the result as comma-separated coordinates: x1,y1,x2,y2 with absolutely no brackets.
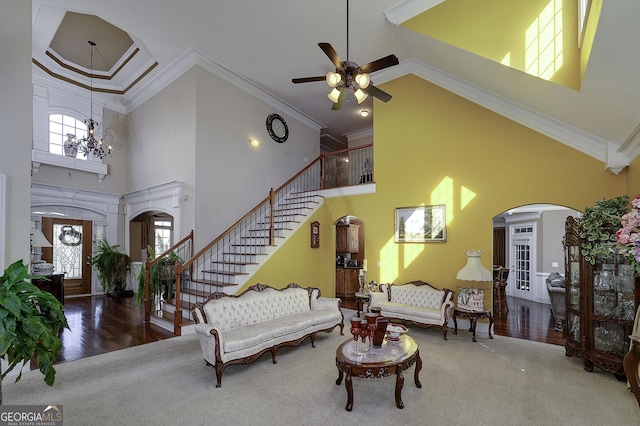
42,218,93,296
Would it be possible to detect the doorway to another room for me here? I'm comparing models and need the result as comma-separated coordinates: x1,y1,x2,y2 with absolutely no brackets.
335,215,365,310
492,204,580,346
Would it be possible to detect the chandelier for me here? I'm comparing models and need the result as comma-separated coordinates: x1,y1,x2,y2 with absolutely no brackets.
67,41,111,159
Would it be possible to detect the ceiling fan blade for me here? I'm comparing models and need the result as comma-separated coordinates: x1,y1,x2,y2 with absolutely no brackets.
292,76,326,84
359,54,399,74
363,84,392,103
318,42,343,69
331,88,347,110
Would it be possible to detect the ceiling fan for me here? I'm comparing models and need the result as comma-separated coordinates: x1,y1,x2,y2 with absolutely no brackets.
292,0,399,110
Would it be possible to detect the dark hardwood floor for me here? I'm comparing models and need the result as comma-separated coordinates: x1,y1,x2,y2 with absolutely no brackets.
341,294,565,346
55,295,174,364
54,293,563,365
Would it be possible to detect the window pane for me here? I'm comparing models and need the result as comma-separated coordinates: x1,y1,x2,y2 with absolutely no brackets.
53,224,83,279
49,114,88,160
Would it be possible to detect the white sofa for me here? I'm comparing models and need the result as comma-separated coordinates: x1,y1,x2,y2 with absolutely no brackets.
368,280,455,339
192,283,343,387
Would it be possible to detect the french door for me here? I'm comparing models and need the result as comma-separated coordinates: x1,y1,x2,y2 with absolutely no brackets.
509,223,536,301
42,218,93,296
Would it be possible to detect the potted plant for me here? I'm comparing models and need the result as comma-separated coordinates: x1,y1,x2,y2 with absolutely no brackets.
87,239,132,298
0,259,69,404
136,246,181,311
577,195,631,265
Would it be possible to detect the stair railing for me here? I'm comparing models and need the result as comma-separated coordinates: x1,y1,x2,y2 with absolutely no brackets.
169,144,373,335
143,230,194,322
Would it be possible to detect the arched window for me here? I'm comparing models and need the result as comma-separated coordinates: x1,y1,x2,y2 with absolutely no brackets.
49,113,88,159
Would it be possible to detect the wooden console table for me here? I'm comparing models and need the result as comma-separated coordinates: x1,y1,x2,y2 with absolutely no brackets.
31,273,65,305
335,335,421,411
453,307,493,342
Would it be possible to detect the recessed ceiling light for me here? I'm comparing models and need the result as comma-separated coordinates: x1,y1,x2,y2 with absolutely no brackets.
360,110,369,117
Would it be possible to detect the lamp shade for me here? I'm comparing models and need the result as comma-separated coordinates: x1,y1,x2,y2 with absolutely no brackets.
30,228,52,248
354,88,368,104
456,250,492,281
326,72,342,88
355,72,370,89
327,88,342,103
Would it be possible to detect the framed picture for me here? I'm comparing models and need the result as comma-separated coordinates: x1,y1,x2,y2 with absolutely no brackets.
394,205,446,243
310,221,320,248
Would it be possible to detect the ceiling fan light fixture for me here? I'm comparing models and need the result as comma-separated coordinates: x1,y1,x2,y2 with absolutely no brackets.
355,73,370,89
326,71,342,88
328,87,342,103
354,88,368,104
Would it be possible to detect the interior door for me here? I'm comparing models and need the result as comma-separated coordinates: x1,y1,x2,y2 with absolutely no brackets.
508,223,536,301
42,218,93,296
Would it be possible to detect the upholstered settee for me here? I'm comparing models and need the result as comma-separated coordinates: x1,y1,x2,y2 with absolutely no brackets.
368,280,455,339
192,283,344,387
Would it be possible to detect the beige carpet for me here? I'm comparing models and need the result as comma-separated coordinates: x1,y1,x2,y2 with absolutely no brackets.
4,310,640,426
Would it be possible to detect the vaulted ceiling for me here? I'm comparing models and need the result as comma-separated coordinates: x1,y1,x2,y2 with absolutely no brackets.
31,0,640,171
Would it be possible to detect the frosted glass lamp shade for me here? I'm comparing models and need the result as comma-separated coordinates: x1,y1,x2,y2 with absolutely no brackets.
456,250,492,281
327,88,342,103
326,72,342,88
354,88,368,104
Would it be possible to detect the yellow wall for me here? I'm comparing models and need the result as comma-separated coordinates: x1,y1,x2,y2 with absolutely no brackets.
245,74,626,297
627,155,640,196
403,0,580,90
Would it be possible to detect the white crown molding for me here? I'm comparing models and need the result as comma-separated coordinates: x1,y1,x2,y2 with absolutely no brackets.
384,0,446,25
373,58,611,166
345,127,373,142
125,47,323,132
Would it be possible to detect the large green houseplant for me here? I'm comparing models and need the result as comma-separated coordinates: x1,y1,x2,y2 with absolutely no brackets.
87,239,132,298
136,246,181,310
0,260,69,405
577,195,631,265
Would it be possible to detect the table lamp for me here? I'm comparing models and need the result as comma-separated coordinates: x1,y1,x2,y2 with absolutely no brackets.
456,250,492,311
30,228,54,274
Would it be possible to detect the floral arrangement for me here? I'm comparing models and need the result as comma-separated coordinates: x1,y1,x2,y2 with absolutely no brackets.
615,194,640,273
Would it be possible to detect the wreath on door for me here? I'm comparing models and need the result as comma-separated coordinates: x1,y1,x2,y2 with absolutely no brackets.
58,225,82,247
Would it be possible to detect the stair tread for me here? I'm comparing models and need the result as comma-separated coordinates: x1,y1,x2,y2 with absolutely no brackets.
202,269,249,276
159,310,194,325
189,278,240,287
209,260,257,265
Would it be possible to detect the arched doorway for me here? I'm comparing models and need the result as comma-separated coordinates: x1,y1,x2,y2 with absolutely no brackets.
492,203,580,345
129,211,174,262
335,215,365,309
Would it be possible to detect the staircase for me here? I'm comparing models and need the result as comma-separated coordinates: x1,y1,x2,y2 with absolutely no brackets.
144,144,373,335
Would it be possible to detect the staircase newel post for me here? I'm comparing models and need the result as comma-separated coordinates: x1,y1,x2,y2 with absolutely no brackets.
144,258,151,322
269,188,275,246
174,262,182,336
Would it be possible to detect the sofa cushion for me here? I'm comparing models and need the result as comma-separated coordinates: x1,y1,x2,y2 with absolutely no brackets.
222,323,275,353
270,313,315,338
402,305,442,321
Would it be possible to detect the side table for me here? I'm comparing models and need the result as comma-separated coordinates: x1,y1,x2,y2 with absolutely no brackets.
453,307,493,342
355,292,370,317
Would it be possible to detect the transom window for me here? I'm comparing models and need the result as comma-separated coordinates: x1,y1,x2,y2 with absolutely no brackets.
155,218,173,256
49,113,87,159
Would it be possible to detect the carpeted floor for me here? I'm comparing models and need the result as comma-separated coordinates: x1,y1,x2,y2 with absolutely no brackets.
4,310,640,426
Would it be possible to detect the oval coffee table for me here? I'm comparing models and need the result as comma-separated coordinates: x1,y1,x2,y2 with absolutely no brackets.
335,334,422,411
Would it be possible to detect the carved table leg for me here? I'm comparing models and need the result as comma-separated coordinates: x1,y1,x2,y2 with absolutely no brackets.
345,364,354,411
469,316,478,342
414,350,422,388
336,358,344,385
488,312,494,339
395,364,405,409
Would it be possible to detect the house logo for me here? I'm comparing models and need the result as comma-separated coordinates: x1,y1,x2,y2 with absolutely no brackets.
0,405,63,425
